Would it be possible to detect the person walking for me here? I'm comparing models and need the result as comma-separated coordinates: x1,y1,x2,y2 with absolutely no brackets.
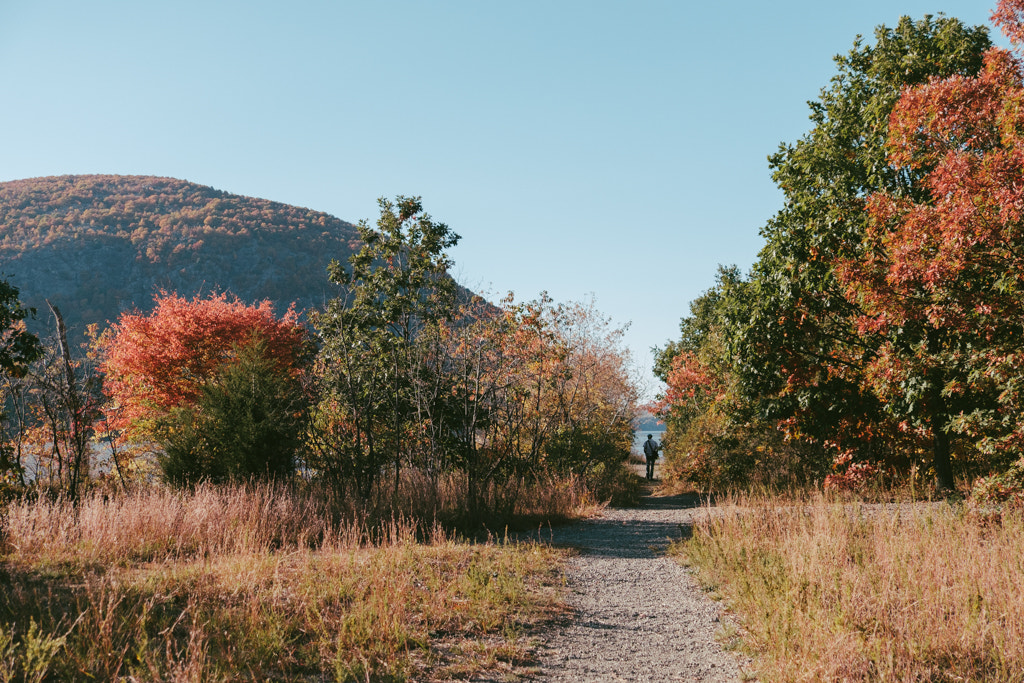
643,434,660,481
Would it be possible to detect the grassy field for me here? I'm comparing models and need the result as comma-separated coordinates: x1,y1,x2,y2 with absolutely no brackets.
0,484,572,682
675,493,1024,682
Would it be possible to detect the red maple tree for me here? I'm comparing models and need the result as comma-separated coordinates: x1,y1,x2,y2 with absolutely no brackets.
838,0,1024,471
99,291,309,436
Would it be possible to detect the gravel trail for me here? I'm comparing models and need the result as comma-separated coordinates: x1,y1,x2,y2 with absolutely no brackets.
526,476,750,682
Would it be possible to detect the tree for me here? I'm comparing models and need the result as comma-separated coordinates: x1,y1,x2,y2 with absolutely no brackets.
654,267,821,490
100,291,308,438
0,277,42,493
0,304,106,499
726,15,991,486
308,196,638,508
489,295,637,484
33,302,103,499
655,265,744,426
839,0,1024,480
0,277,41,378
309,196,460,498
541,297,638,494
428,293,637,513
160,335,308,485
99,291,309,483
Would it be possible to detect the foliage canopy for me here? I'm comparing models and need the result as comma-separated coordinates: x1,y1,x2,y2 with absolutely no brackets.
656,11,997,492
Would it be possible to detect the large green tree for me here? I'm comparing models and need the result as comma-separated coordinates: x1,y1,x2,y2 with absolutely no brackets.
728,15,991,488
309,196,460,498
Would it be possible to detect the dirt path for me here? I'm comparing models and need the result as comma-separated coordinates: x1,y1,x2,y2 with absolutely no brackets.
525,475,750,682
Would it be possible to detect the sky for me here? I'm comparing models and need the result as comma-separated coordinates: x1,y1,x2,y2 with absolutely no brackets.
0,0,1007,398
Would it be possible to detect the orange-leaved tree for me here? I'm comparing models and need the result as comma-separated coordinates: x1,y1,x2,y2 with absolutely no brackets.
99,291,310,481
438,293,637,510
839,0,1024,487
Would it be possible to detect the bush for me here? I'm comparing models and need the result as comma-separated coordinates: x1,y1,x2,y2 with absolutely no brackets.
968,458,1024,517
159,338,308,486
663,409,830,493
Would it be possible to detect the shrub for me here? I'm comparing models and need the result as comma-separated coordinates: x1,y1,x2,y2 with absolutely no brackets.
968,458,1024,517
159,337,308,486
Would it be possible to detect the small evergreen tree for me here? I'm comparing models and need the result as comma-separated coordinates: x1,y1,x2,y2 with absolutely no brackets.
160,336,308,485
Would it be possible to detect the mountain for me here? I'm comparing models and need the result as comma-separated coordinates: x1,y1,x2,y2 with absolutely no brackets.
633,409,664,432
0,174,366,343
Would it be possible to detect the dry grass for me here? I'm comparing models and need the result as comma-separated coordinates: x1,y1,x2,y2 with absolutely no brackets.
675,493,1024,682
4,484,343,566
307,468,628,535
383,470,607,531
0,484,568,682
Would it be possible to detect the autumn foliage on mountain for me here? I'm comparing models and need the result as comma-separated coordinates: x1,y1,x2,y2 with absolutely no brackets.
656,1,1024,500
0,174,362,341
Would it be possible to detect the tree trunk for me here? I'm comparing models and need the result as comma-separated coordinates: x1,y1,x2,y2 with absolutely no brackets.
46,300,85,502
927,369,955,493
931,417,955,493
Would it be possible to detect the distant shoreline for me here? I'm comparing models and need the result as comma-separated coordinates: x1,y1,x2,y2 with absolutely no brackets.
632,429,665,457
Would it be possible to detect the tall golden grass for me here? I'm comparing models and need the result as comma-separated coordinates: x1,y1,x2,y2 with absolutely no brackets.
0,483,572,682
359,469,608,531
4,484,341,565
678,493,1024,682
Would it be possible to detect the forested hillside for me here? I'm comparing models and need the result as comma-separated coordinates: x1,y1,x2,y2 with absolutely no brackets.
0,174,361,340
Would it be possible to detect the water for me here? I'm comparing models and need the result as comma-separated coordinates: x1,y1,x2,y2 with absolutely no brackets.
633,429,665,458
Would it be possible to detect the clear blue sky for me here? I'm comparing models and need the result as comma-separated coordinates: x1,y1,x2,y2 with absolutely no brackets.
0,0,1004,396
